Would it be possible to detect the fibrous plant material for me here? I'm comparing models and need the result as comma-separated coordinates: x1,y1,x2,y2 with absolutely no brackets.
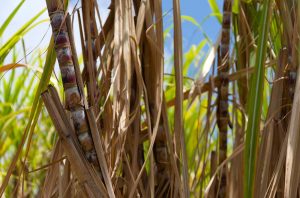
6,0,300,197
45,0,99,168
234,3,253,108
254,48,287,198
173,0,190,197
41,85,106,197
81,0,98,108
140,0,174,196
216,0,232,197
283,2,300,197
244,0,274,197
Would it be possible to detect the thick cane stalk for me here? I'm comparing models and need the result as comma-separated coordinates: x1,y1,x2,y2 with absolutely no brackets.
217,0,232,197
46,0,99,168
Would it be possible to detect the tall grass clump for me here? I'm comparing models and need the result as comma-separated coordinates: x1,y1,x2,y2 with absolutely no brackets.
1,0,300,197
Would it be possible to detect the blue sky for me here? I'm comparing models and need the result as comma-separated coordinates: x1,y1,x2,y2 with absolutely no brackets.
163,0,221,50
0,0,222,70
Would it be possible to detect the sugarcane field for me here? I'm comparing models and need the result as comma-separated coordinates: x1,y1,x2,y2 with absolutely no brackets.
1,0,299,197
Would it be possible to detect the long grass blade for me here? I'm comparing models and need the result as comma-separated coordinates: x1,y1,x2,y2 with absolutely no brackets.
0,0,25,37
244,0,273,197
0,8,46,62
0,38,56,196
173,0,189,197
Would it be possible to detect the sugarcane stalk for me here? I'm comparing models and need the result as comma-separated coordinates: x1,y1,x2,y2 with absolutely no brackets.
217,0,232,197
45,0,99,168
81,0,98,108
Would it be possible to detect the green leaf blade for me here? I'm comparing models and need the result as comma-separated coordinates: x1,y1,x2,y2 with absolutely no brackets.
244,0,274,197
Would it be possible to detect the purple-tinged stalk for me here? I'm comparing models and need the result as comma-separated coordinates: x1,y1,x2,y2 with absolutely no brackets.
46,0,99,168
217,0,232,197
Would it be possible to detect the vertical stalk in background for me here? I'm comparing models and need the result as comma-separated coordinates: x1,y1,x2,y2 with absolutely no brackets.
216,0,232,197
244,0,273,197
173,0,189,197
284,2,300,197
45,0,99,168
81,0,97,108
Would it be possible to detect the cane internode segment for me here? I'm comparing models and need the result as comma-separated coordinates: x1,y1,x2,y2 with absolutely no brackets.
216,0,232,197
46,2,99,168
